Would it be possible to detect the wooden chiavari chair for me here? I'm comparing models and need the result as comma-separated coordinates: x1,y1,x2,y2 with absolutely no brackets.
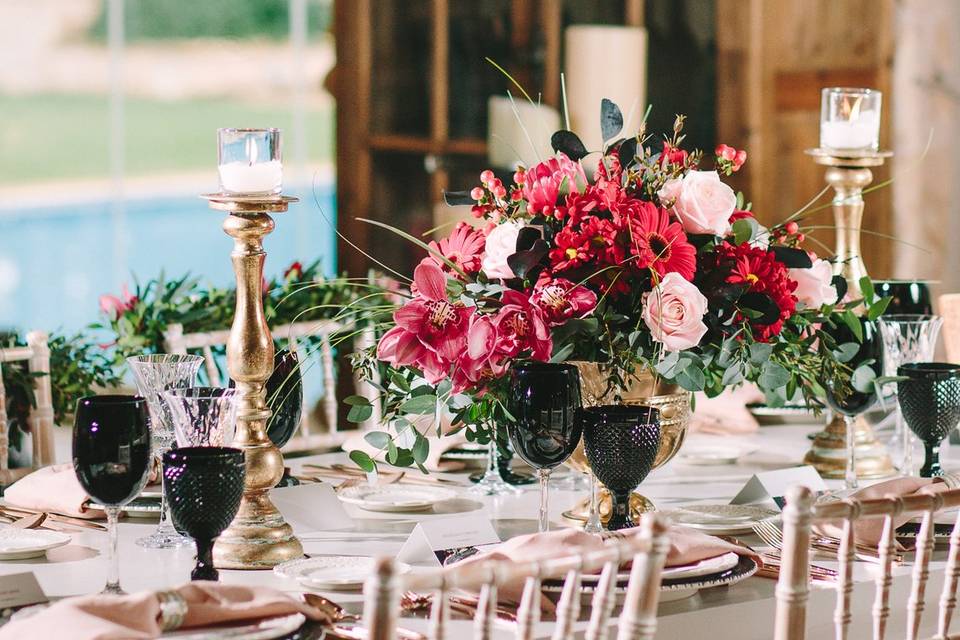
363,516,669,640
774,484,960,640
163,321,380,450
0,331,55,485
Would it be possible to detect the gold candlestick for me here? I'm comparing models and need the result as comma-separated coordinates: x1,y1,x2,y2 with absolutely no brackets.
802,149,895,480
203,193,303,569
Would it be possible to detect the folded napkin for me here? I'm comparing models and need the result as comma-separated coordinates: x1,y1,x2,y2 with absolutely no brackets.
447,521,759,611
0,583,333,640
815,475,956,546
689,386,764,435
3,463,97,519
343,412,469,472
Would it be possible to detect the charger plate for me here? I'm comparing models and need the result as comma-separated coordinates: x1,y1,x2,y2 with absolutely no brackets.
275,555,411,591
162,613,305,639
337,484,457,512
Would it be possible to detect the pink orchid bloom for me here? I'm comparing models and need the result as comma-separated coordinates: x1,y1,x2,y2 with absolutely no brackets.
522,152,586,216
452,314,508,392
98,284,138,320
376,261,469,383
531,277,598,326
494,289,553,361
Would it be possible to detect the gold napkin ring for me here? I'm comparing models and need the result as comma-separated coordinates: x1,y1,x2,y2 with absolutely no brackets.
157,590,188,632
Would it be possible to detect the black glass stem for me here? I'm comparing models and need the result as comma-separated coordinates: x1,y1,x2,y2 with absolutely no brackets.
507,362,582,532
874,280,934,316
820,317,884,490
73,395,152,594
163,447,245,581
581,405,660,531
897,363,960,477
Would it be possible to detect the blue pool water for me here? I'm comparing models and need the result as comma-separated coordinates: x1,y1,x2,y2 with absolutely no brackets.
0,184,337,335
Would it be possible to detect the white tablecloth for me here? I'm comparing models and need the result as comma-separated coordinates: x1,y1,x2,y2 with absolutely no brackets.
3,422,958,639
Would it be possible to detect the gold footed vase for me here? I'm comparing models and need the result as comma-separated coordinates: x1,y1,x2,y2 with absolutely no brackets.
804,413,895,479
562,362,691,526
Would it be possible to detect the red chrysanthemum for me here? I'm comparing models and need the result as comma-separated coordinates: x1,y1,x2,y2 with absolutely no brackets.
428,221,485,275
714,242,798,341
619,200,697,281
554,185,605,226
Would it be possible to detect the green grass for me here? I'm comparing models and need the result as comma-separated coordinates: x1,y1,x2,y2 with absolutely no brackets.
0,93,333,185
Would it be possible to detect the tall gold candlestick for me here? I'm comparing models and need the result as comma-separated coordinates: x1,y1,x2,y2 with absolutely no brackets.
802,149,895,480
203,193,303,569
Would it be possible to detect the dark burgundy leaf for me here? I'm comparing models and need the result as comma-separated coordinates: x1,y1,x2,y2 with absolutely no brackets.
771,246,813,269
507,239,549,279
515,226,543,252
740,292,781,325
618,137,638,168
550,130,589,161
443,190,475,206
832,275,847,303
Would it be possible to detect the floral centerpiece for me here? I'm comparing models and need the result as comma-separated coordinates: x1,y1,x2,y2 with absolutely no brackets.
349,99,885,472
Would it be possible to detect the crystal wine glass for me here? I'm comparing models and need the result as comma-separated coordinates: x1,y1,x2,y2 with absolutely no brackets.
163,446,245,581
73,395,152,593
164,387,239,448
581,405,660,531
127,354,203,549
468,424,523,496
878,315,942,474
821,317,883,490
507,362,582,532
898,363,960,477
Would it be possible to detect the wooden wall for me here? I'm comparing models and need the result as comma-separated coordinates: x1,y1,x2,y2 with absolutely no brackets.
717,0,895,278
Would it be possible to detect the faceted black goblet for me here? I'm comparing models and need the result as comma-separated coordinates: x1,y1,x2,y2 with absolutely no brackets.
163,447,245,581
581,405,660,531
507,362,582,532
897,363,960,477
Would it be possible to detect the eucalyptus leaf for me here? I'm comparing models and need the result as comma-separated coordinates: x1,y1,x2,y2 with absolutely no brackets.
363,431,392,449
851,364,878,393
347,403,373,423
412,433,429,464
400,395,438,415
759,361,790,390
835,342,860,363
732,218,758,245
859,277,875,302
600,98,624,142
349,449,376,473
842,310,864,342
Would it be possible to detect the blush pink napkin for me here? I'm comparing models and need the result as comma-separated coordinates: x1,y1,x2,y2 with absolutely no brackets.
0,583,332,640
450,521,759,610
689,386,764,435
815,476,952,546
3,463,97,519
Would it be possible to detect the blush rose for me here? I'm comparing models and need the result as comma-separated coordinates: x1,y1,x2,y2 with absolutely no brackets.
672,170,737,236
641,272,709,351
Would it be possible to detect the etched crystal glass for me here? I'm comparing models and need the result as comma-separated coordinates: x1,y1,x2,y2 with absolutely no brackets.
127,354,203,549
878,315,943,475
164,387,239,448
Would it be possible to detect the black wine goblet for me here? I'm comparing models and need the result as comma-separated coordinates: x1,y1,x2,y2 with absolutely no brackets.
507,362,582,532
820,317,884,490
73,395,152,594
897,363,960,477
874,280,934,316
163,447,245,581
581,405,660,531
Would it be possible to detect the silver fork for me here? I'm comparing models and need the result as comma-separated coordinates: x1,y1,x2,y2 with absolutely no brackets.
752,520,892,563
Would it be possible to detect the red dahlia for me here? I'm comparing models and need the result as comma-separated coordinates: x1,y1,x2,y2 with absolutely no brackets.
714,242,798,341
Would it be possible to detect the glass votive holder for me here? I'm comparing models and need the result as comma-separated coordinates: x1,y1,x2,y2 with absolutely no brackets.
820,88,882,154
217,128,283,196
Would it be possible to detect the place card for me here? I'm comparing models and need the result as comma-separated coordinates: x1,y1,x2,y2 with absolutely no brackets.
272,482,352,533
730,465,828,509
397,513,500,566
0,572,47,610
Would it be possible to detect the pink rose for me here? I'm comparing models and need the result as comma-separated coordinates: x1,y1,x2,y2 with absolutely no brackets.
522,153,586,216
672,170,737,236
790,258,837,309
481,220,524,279
642,272,709,352
657,177,682,206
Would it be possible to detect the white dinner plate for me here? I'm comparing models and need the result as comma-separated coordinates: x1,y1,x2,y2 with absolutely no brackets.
677,446,750,466
577,551,740,584
0,526,71,560
162,613,305,639
660,504,780,535
337,484,457,512
274,555,411,591
88,497,162,518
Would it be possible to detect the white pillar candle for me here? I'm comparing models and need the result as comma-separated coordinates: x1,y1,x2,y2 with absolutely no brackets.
218,160,283,195
487,96,561,170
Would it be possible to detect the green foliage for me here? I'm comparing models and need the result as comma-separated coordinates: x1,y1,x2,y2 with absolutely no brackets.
87,0,332,42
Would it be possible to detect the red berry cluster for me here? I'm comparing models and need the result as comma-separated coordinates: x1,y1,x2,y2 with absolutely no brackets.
770,220,805,247
469,169,524,218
